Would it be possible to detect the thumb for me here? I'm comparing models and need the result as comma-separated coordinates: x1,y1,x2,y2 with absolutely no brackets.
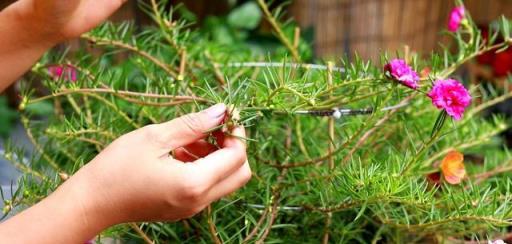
147,104,227,151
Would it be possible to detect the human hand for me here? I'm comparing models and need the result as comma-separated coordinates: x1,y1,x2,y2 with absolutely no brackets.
71,103,250,226
11,0,127,43
0,104,251,243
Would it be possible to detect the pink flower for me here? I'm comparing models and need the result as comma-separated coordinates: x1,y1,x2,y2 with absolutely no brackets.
448,6,465,32
488,240,505,244
428,79,471,120
48,64,78,82
384,59,419,89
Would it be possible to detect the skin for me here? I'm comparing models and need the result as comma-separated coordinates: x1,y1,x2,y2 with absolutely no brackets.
0,1,251,243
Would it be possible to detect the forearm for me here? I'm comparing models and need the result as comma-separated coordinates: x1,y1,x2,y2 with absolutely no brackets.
0,169,116,243
0,3,56,92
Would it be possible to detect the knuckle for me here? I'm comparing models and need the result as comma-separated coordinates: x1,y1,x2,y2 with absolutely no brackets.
110,130,137,148
142,124,169,147
234,149,248,164
180,114,205,135
183,205,205,218
241,166,252,183
179,170,208,203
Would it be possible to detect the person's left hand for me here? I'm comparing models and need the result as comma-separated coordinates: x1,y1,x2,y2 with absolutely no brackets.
12,0,127,43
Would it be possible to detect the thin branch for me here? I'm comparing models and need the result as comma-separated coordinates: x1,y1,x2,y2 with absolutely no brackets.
470,160,512,186
341,95,414,164
205,52,226,85
382,216,512,231
20,116,62,172
422,127,506,168
303,197,431,213
225,62,344,72
0,149,46,181
86,93,140,129
257,0,300,61
178,50,187,81
242,208,269,242
82,35,178,78
206,206,222,244
128,223,154,244
28,88,210,104
261,121,368,168
323,62,335,243
254,169,288,244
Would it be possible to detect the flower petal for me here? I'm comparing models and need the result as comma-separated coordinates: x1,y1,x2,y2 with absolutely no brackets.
440,150,466,185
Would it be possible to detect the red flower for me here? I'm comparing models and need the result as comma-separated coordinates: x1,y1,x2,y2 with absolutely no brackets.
447,6,465,32
384,59,420,89
48,64,78,82
491,49,512,77
428,79,472,120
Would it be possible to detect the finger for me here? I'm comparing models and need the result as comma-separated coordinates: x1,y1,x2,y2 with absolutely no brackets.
174,140,217,162
82,0,127,27
191,126,247,187
221,126,246,148
204,160,252,203
146,104,226,151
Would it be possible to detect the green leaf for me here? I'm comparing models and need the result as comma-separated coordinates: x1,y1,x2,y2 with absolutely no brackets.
227,2,262,30
354,200,368,221
25,101,53,116
430,110,448,138
0,96,17,138
501,16,510,40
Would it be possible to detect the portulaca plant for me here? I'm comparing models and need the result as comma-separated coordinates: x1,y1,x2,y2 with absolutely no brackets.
2,0,512,243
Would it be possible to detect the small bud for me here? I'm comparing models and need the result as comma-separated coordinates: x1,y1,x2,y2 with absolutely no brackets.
4,153,12,161
227,104,241,122
2,205,11,215
59,172,70,181
18,97,28,111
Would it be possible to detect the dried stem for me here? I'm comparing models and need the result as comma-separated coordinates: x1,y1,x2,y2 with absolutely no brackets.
243,208,269,242
206,205,222,244
254,169,288,243
205,52,226,85
128,223,154,244
322,62,335,243
470,159,512,186
341,95,414,164
28,87,210,105
256,0,300,61
20,116,62,172
82,35,178,78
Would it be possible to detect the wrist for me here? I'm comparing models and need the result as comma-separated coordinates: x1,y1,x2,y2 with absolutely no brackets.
59,166,124,233
0,168,117,243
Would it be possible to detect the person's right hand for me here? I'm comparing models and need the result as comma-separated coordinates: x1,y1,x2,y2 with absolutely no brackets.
76,103,250,223
0,104,251,243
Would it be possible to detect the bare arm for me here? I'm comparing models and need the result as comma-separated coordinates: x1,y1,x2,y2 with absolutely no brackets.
1,1,245,243
0,0,127,92
0,5,54,91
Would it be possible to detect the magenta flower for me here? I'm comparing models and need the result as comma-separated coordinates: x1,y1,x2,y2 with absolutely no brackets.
448,6,465,32
428,79,471,120
384,59,419,89
48,64,78,82
488,240,505,244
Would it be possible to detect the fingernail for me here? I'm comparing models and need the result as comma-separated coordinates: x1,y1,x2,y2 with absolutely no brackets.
204,103,226,118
